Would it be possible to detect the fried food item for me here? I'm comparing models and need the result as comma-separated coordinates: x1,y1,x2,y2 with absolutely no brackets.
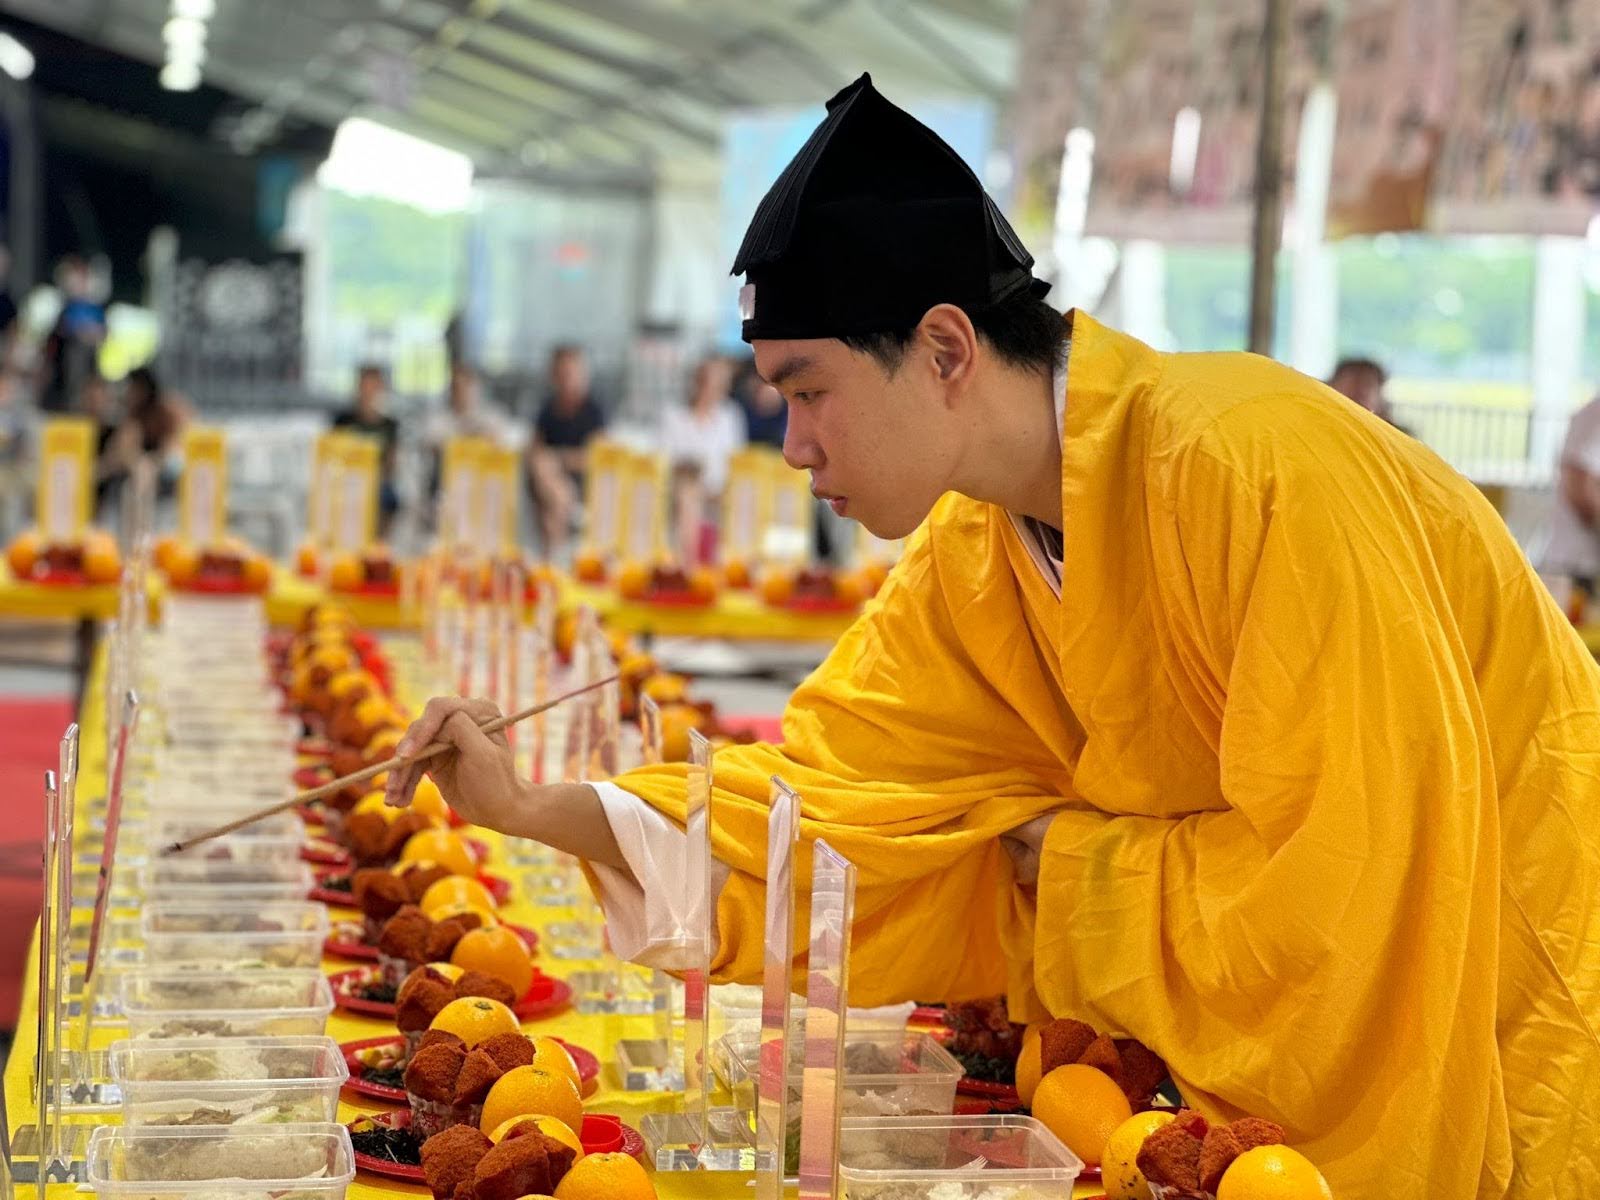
454,1046,507,1105
1136,1109,1208,1193
417,1028,467,1055
396,968,456,1034
1039,1018,1099,1075
384,810,436,858
345,810,391,864
353,868,410,921
405,1039,468,1104
419,1124,492,1200
455,970,517,1008
1198,1124,1245,1194
425,917,474,963
379,905,435,963
478,1032,536,1073
1076,1032,1122,1084
473,1128,577,1200
1113,1039,1168,1108
400,862,453,903
1228,1116,1285,1153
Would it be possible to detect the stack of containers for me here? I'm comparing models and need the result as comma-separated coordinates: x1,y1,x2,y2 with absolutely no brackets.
89,596,353,1199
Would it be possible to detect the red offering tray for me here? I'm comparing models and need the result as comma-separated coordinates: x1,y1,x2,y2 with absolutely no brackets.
348,1109,644,1184
330,966,572,1021
347,1109,424,1184
28,568,97,587
309,867,512,908
785,593,861,613
956,1077,1022,1106
341,1034,599,1103
293,765,333,790
173,575,264,595
324,920,539,962
633,589,715,608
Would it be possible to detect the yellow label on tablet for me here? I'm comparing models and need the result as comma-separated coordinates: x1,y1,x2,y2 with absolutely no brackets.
179,427,227,545
36,417,93,543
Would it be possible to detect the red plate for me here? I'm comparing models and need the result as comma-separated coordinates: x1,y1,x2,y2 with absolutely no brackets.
785,594,860,613
308,880,358,907
340,1034,599,1103
324,921,539,962
309,867,511,908
347,1109,424,1184
293,765,333,790
297,736,333,758
956,1077,1022,1106
302,835,494,871
331,967,571,1021
28,568,96,587
174,575,265,595
636,589,715,608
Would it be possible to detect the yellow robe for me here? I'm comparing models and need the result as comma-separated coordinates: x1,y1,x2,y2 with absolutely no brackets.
612,312,1600,1197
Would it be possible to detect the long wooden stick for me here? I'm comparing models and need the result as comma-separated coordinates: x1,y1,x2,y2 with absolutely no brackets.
160,674,619,857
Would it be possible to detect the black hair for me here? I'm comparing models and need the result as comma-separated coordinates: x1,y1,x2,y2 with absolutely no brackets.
1329,357,1387,385
839,292,1068,377
126,366,160,411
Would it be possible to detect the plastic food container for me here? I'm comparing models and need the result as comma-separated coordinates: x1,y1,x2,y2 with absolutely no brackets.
718,1029,964,1120
144,810,302,849
836,1113,1082,1199
120,969,334,1040
140,903,328,969
139,856,312,894
108,1036,348,1127
136,833,303,865
84,1121,354,1199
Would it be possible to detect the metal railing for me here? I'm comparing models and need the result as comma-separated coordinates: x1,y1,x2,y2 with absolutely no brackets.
1389,402,1566,487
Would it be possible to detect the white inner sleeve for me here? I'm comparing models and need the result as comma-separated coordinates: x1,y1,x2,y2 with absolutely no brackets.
590,780,731,969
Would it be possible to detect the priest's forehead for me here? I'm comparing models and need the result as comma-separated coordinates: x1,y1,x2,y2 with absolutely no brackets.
753,344,833,388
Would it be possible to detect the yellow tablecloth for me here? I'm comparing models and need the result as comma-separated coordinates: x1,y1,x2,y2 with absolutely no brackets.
3,634,1099,1199
566,583,855,644
0,566,122,621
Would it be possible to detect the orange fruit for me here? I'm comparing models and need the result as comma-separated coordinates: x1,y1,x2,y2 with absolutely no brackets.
722,557,750,588
639,673,687,705
688,565,719,603
527,1037,581,1090
616,559,649,600
759,569,794,607
429,900,497,929
409,777,451,824
658,703,705,763
1103,1110,1176,1200
862,559,890,593
428,995,519,1048
616,651,657,683
82,531,121,583
554,610,579,658
400,829,476,876
295,542,319,575
5,528,40,578
1030,1063,1132,1167
152,535,185,575
329,553,362,591
573,549,607,584
553,1152,656,1199
420,875,496,918
241,554,271,593
451,926,534,997
478,1065,583,1137
364,727,403,764
352,793,399,824
163,540,200,586
487,1114,583,1160
1216,1146,1332,1200
833,569,868,606
1015,1028,1044,1107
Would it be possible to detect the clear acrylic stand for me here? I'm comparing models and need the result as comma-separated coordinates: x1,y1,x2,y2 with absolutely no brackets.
639,695,662,766
795,841,857,1200
752,778,803,1192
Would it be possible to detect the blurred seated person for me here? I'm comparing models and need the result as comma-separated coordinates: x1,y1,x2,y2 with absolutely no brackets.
661,355,746,565
733,356,787,449
529,343,606,556
1328,357,1411,433
332,362,400,532
0,368,31,538
96,366,186,508
424,363,518,520
1541,390,1600,598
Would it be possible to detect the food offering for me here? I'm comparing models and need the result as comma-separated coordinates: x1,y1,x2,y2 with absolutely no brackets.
154,533,273,594
1134,1109,1334,1200
5,526,122,585
759,562,876,612
612,556,720,607
327,544,404,596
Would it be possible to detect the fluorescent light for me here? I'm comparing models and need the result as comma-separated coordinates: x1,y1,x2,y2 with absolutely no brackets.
163,16,207,52
1169,106,1202,196
171,0,215,18
160,60,202,91
0,33,34,80
317,117,474,213
166,41,206,69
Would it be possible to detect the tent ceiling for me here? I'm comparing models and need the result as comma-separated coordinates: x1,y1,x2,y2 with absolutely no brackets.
3,0,1024,189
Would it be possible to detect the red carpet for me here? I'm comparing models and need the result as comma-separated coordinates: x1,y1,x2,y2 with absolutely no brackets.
0,698,74,1029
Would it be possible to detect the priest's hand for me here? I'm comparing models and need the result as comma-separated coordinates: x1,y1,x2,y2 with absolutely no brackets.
384,696,630,873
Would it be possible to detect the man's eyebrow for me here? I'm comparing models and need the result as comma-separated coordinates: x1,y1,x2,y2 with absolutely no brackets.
763,355,816,388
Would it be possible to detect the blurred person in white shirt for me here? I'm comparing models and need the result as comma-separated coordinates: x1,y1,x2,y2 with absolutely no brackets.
660,355,746,565
1542,393,1600,601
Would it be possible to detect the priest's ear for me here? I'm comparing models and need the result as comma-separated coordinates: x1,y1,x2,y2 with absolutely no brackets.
917,304,979,393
